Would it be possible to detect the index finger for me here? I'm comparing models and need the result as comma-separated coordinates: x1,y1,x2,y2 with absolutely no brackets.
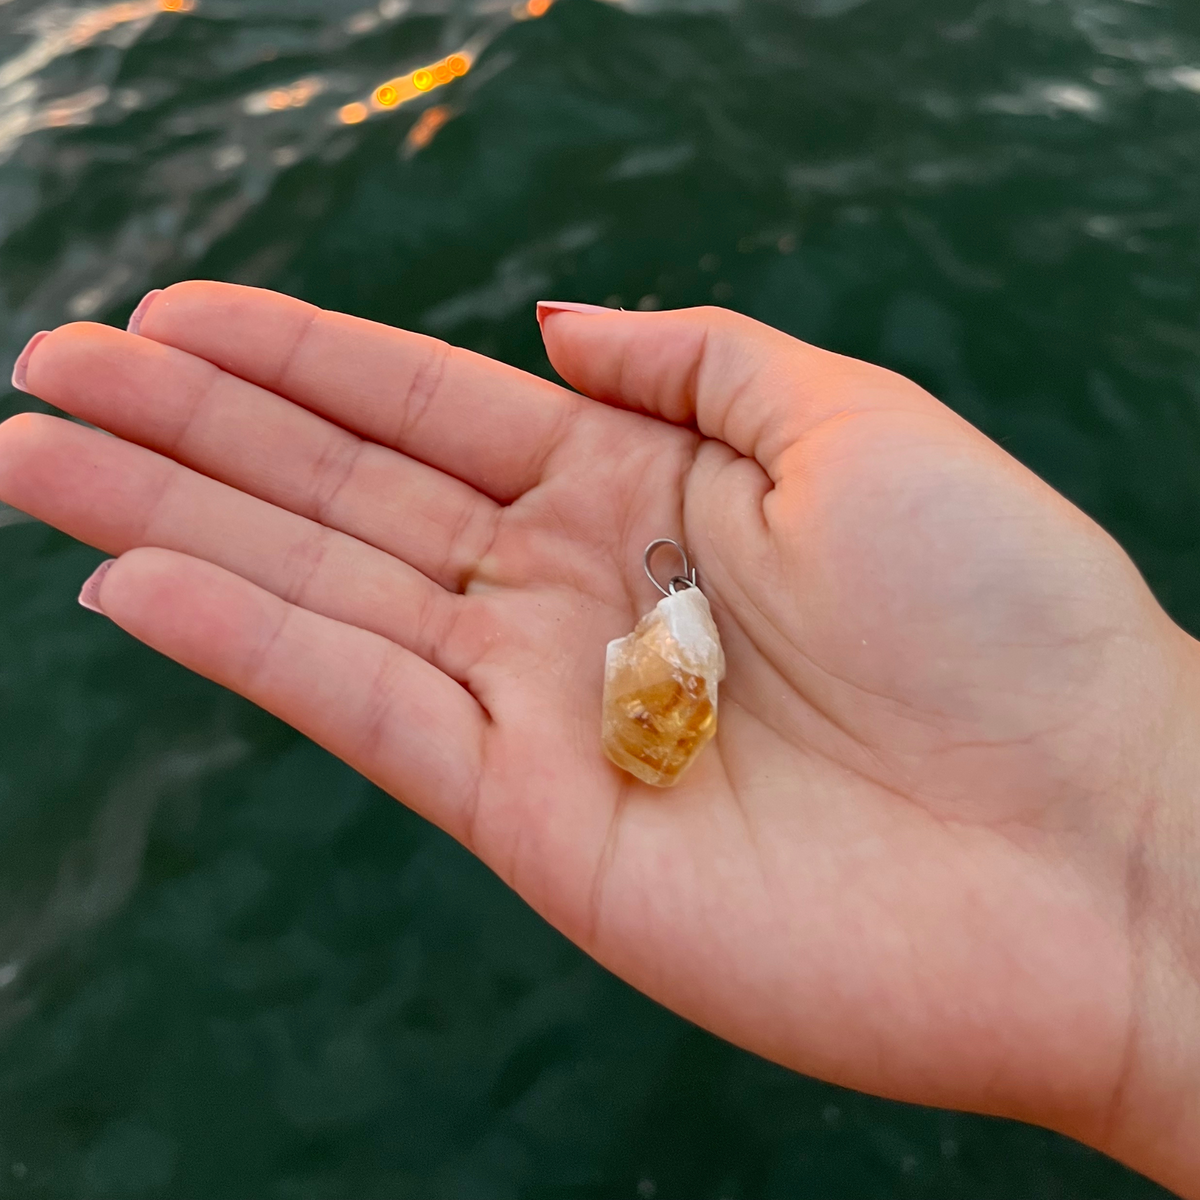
132,281,587,503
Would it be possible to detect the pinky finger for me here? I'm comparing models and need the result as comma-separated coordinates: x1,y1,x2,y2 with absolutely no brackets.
82,546,485,842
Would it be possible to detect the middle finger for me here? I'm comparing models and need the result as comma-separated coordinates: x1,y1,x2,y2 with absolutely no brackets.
20,322,502,593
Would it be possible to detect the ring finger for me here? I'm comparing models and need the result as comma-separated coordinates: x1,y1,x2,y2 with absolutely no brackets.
0,413,479,680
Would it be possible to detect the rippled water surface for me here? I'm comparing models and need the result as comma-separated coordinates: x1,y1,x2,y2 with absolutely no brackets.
3,0,1200,1195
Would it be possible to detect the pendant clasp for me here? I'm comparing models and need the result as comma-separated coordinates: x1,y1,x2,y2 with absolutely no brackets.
644,538,698,597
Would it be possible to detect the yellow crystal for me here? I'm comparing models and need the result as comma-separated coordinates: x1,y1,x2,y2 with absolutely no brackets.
602,586,726,787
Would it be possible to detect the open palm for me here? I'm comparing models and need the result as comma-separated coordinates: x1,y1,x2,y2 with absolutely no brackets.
1,283,1189,1159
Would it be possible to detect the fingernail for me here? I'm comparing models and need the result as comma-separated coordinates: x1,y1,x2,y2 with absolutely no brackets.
127,289,163,336
11,331,49,393
78,559,116,615
536,300,617,327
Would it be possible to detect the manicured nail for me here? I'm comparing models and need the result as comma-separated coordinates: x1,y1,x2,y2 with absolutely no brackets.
11,331,49,393
536,300,618,327
127,289,163,336
78,559,116,615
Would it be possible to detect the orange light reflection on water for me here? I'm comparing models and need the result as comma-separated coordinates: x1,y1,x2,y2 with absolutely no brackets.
335,0,558,128
403,104,452,153
512,0,555,18
244,76,327,116
337,52,472,124
63,0,193,47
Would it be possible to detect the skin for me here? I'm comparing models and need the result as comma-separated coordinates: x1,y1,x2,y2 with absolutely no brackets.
1,283,1198,1194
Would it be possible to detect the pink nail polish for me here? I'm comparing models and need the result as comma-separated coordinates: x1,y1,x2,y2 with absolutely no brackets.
11,331,49,394
535,300,617,326
127,289,163,336
78,559,116,615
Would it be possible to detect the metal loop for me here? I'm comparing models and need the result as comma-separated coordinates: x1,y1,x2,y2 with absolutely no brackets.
644,538,698,597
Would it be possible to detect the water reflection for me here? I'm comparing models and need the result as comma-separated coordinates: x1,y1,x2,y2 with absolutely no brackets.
0,0,193,161
339,50,472,125
1,0,561,160
244,76,327,117
0,0,568,354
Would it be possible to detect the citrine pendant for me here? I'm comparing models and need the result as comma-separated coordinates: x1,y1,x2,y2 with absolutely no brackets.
601,541,726,788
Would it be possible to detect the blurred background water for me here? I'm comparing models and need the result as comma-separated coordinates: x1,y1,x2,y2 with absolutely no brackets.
1,0,1199,1195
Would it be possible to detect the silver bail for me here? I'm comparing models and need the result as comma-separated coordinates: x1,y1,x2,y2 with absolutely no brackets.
644,538,698,597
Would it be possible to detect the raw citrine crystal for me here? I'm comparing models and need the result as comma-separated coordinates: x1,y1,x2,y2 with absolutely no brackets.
602,585,726,787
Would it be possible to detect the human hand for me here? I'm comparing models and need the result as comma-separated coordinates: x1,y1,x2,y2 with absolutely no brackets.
2,284,1198,1194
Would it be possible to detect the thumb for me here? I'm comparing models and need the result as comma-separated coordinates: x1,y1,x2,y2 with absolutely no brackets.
536,301,925,478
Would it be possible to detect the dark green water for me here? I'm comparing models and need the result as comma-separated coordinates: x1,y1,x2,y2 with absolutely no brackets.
2,0,1199,1195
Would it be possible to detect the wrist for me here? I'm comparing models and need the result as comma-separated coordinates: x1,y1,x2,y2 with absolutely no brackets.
1095,622,1200,1198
